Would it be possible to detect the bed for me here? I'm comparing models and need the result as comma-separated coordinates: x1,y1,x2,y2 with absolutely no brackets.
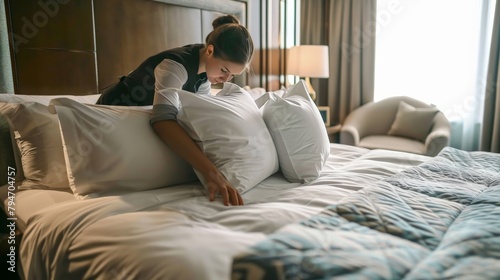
2,0,500,279
1,83,500,279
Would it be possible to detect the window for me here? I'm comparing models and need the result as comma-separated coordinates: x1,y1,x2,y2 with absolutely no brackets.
374,0,496,150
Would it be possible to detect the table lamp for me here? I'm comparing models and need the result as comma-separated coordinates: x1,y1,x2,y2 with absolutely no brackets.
287,45,329,100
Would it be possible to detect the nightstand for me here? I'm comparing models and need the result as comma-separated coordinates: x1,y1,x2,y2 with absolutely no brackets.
326,124,342,143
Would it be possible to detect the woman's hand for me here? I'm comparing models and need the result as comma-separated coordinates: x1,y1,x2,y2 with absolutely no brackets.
153,120,244,206
204,170,244,206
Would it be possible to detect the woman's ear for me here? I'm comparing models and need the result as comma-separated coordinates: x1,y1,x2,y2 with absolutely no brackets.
206,44,214,56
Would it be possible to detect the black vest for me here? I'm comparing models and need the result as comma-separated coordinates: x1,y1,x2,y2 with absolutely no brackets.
97,44,207,106
128,44,207,93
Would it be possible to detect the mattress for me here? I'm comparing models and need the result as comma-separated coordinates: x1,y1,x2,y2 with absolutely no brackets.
19,144,431,280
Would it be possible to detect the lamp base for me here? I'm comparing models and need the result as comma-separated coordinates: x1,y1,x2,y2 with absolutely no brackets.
305,77,316,101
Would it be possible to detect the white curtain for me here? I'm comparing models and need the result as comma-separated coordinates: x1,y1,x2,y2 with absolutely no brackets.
374,0,497,151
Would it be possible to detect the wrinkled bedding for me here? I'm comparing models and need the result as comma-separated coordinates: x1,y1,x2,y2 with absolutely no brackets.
19,144,431,280
231,147,500,279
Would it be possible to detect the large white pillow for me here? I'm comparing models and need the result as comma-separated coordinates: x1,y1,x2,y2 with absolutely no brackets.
48,98,197,199
0,94,100,190
259,80,330,183
0,101,68,190
175,82,279,194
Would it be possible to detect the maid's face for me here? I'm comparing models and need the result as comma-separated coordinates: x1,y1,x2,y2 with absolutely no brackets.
204,45,246,84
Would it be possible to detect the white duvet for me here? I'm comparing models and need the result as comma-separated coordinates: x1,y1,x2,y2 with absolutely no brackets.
20,144,430,280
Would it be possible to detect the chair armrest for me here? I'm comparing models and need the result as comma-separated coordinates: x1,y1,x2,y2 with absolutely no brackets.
340,125,360,146
425,113,451,156
339,102,378,146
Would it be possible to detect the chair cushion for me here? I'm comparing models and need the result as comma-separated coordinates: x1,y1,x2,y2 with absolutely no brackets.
388,101,438,142
359,135,426,155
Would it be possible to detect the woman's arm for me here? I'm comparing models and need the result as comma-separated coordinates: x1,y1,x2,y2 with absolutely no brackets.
151,59,243,206
152,120,243,206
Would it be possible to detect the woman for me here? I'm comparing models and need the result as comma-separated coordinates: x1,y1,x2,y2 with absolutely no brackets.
97,15,254,206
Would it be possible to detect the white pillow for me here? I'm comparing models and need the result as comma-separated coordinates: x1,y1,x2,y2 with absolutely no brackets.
0,94,99,191
48,98,197,199
176,83,279,194
0,101,68,190
259,80,330,183
0,94,100,190
243,86,266,100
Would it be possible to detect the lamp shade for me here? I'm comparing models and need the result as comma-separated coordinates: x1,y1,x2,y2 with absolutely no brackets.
287,45,329,78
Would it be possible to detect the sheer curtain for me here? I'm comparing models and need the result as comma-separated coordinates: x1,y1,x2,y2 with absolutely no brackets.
374,0,497,151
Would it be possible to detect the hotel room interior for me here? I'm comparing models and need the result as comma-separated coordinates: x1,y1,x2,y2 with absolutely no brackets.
0,0,499,279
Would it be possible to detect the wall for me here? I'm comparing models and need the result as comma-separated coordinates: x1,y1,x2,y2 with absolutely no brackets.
0,0,14,93
2,0,286,94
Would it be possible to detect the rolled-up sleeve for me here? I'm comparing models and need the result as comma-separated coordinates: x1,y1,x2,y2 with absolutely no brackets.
150,59,188,124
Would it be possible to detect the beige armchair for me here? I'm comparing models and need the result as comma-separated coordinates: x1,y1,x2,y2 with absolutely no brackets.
340,96,451,156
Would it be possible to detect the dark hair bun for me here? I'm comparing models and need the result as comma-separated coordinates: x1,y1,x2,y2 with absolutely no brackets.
212,14,240,29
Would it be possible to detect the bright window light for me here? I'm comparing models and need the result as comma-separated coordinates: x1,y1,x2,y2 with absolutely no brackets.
374,0,496,122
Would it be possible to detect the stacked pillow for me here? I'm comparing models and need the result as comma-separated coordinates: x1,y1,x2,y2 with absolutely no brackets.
0,94,100,191
48,99,198,198
257,80,330,183
176,82,279,194
0,80,330,199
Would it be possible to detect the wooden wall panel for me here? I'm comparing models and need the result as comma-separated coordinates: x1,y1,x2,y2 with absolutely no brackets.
94,0,203,90
15,49,96,95
7,0,93,50
5,0,273,95
6,0,96,95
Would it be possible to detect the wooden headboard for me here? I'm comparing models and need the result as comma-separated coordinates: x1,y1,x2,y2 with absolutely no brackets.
5,0,249,95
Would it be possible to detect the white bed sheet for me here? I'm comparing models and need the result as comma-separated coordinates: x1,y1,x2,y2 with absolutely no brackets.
0,187,74,232
20,144,430,280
